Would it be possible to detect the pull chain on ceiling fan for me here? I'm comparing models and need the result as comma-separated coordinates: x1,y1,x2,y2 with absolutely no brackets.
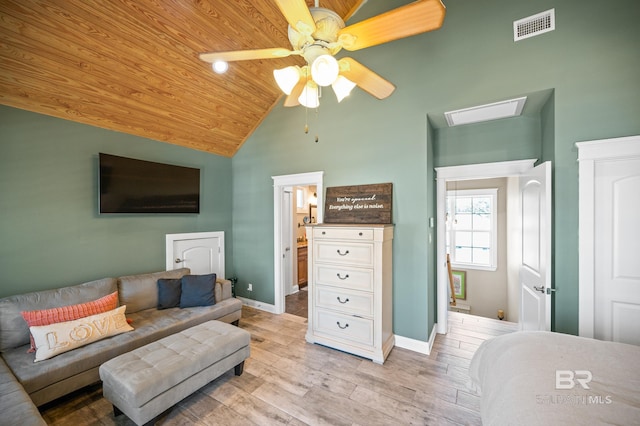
200,0,446,108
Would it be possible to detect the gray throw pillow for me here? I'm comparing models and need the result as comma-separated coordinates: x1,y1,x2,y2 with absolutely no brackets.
180,274,216,308
157,278,182,310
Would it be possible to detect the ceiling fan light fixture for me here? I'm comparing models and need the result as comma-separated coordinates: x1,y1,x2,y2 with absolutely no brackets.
212,60,228,74
274,66,301,95
310,54,339,87
298,81,320,108
331,75,356,102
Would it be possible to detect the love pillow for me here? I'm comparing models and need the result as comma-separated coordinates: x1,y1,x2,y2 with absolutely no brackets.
21,291,119,353
29,305,133,362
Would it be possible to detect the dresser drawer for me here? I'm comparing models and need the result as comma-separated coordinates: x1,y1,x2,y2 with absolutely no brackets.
315,264,374,291
316,285,373,317
314,309,373,346
315,241,373,267
313,227,374,241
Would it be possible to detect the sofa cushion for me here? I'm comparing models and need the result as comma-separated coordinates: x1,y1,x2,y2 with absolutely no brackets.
0,278,117,352
157,279,181,310
21,291,119,353
180,274,216,308
30,306,133,362
118,269,190,314
0,358,46,426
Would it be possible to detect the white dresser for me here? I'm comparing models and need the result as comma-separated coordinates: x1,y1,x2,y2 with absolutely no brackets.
305,224,394,364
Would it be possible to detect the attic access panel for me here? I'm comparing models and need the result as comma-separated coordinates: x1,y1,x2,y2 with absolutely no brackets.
444,97,527,127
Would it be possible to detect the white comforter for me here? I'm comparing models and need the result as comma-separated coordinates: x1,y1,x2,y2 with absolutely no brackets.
468,331,640,425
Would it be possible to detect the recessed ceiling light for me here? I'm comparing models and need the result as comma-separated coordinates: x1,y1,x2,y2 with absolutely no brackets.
445,97,527,127
212,61,228,74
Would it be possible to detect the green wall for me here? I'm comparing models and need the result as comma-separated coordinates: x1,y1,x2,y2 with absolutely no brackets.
1,0,638,342
232,0,640,340
0,105,233,298
433,115,542,167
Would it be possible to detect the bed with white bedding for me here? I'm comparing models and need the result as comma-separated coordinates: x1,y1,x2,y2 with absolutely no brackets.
468,331,640,425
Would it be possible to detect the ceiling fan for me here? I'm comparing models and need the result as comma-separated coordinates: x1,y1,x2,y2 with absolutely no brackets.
199,0,446,108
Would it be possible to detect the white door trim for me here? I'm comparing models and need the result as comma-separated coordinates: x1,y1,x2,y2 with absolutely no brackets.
435,159,536,334
272,171,324,314
576,135,640,338
165,231,225,277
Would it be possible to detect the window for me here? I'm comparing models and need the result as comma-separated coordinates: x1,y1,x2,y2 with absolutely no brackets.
446,188,498,270
296,187,306,213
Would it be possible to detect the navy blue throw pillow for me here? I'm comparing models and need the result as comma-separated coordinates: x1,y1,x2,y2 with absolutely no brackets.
157,278,182,310
180,274,216,308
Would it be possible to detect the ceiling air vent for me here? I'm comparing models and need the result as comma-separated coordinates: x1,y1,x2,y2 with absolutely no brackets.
514,9,555,41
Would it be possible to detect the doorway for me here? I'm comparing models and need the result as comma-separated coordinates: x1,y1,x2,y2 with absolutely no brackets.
435,159,551,334
284,184,317,318
445,178,512,322
272,172,324,315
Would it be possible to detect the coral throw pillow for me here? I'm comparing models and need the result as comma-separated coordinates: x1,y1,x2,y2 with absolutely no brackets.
30,305,133,362
21,291,118,353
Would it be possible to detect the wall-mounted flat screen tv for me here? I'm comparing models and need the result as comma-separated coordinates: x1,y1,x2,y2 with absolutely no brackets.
99,153,200,214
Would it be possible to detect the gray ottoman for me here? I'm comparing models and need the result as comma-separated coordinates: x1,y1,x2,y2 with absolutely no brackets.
99,320,250,425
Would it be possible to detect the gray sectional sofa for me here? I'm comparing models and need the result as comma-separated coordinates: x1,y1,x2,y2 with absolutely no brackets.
0,268,242,425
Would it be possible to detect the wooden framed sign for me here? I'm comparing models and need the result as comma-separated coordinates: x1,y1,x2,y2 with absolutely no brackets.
324,183,393,224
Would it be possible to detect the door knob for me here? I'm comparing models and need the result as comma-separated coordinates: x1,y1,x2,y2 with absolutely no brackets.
533,285,545,293
175,258,184,263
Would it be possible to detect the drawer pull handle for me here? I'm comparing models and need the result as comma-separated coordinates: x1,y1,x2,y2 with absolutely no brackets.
337,296,350,304
336,321,349,329
337,249,350,256
359,232,363,236
336,273,349,280
322,231,326,235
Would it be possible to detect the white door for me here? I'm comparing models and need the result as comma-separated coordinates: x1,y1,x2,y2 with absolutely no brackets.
593,157,640,345
519,162,552,331
165,231,225,277
282,189,295,295
578,136,640,344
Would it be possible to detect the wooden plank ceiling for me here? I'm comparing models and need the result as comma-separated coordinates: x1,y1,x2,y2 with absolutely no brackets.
0,0,363,157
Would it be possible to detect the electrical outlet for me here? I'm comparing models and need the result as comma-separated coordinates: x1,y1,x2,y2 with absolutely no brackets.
247,283,253,291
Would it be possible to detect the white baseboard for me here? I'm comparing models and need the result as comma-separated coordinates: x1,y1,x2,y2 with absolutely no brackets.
237,297,277,314
393,323,438,356
428,323,438,352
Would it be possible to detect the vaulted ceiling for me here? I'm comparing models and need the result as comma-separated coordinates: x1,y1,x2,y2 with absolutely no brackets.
0,0,364,157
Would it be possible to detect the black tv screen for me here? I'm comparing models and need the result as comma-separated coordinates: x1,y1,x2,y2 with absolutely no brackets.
99,153,200,214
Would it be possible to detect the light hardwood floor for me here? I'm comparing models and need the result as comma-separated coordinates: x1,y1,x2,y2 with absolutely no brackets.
40,308,517,425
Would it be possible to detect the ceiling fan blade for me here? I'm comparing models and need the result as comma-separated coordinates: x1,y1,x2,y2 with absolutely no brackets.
338,58,395,99
274,0,317,35
338,0,446,51
199,48,295,63
283,78,307,107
